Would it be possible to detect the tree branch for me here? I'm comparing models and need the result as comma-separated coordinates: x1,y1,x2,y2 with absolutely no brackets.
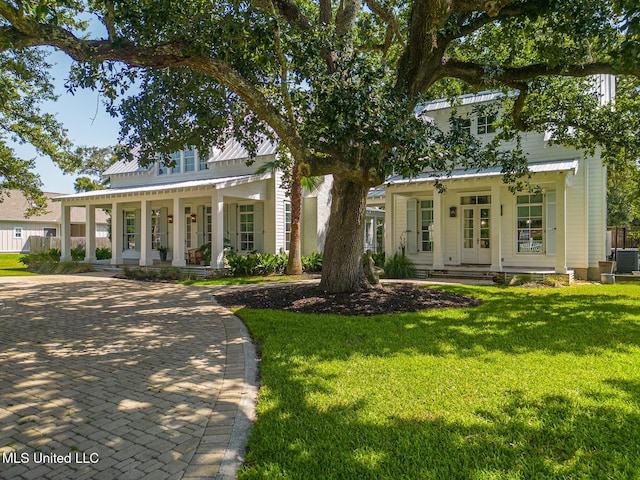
434,59,633,91
365,0,405,53
250,0,312,30
0,11,316,167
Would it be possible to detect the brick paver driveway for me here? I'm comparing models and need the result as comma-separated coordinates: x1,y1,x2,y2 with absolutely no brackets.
0,275,256,480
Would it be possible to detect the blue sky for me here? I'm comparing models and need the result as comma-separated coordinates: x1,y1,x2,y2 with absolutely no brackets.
12,50,121,194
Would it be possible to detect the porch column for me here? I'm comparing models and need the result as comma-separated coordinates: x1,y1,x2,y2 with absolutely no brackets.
140,199,153,266
61,204,71,261
384,190,394,254
111,202,123,265
432,187,445,269
211,190,225,268
490,184,502,271
84,205,96,262
555,174,568,273
172,197,186,267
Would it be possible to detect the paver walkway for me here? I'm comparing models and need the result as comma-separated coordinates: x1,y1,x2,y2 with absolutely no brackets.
0,274,257,480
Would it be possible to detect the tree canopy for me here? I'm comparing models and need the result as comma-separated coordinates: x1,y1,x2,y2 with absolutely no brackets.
1,0,639,290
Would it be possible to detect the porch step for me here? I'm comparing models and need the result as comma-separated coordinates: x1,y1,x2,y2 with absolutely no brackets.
429,270,498,282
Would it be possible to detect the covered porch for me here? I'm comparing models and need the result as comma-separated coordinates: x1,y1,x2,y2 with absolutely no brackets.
54,173,272,269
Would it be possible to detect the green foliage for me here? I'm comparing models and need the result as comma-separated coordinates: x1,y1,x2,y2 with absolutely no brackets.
95,247,112,260
19,248,61,273
237,284,640,479
199,243,211,265
362,251,385,268
301,252,323,273
383,253,416,279
225,251,288,277
70,247,85,261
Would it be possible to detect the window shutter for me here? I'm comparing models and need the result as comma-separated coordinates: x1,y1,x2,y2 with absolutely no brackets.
226,203,237,252
197,205,205,247
160,207,168,247
254,202,264,252
406,199,418,254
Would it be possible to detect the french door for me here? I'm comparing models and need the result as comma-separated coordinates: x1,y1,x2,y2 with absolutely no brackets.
461,204,491,264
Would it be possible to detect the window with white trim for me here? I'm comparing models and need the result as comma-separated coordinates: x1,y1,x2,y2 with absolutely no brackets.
124,211,136,250
43,227,57,238
284,202,291,247
170,151,182,174
184,148,195,172
477,115,496,134
206,206,212,243
14,227,22,239
199,150,208,171
517,194,544,253
419,200,434,252
151,210,161,250
461,118,471,135
239,205,255,251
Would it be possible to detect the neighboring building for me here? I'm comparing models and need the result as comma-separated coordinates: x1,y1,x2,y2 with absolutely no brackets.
54,139,332,267
375,76,615,281
0,190,109,253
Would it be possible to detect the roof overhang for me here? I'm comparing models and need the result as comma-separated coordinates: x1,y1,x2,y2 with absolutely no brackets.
385,159,579,187
52,173,271,202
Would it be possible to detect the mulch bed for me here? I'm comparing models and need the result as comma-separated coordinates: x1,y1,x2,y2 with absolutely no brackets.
214,282,481,316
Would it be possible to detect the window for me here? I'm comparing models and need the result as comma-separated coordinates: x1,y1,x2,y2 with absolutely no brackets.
14,227,22,239
184,148,195,172
461,118,471,135
206,206,212,243
171,151,182,174
158,162,169,175
517,194,544,253
477,115,496,134
151,210,161,250
284,202,291,247
185,207,192,249
199,150,208,171
43,227,56,238
239,204,255,251
420,200,434,252
124,211,136,250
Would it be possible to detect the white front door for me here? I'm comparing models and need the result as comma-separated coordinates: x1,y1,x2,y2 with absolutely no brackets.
461,205,491,264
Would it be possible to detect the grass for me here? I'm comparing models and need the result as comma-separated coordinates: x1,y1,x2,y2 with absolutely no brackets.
180,274,312,286
0,253,37,276
236,283,640,479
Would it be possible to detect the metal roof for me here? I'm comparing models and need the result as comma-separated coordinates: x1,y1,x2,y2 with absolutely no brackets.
208,138,277,163
419,91,505,113
384,159,580,187
53,173,271,201
0,190,109,223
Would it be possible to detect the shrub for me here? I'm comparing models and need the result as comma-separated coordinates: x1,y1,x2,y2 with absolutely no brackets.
383,253,416,279
301,252,323,273
19,249,62,273
71,248,86,261
96,247,112,260
199,243,212,265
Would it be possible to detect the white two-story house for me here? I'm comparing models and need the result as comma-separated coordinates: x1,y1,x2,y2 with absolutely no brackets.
377,76,614,281
55,138,332,268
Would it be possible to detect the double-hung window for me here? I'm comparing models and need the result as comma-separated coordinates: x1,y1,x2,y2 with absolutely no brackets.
239,205,255,251
517,194,544,253
184,149,195,172
284,202,291,247
420,200,434,252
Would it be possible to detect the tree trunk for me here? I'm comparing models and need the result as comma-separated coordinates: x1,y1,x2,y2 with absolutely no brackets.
319,177,369,293
286,163,303,275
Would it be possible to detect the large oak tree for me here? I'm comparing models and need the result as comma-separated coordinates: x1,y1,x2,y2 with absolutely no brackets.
2,0,639,291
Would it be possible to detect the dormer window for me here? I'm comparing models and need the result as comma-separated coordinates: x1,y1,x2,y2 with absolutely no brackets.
184,149,196,172
171,152,182,174
477,115,496,134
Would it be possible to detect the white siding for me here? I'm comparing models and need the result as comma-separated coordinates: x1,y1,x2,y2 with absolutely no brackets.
1,221,60,253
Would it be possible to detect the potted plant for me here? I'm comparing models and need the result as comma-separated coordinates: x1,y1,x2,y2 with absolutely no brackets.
158,245,168,262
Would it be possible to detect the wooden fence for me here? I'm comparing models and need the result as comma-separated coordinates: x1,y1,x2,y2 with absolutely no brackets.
27,236,111,253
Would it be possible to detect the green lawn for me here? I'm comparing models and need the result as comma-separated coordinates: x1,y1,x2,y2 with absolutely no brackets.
0,253,37,276
236,283,640,479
